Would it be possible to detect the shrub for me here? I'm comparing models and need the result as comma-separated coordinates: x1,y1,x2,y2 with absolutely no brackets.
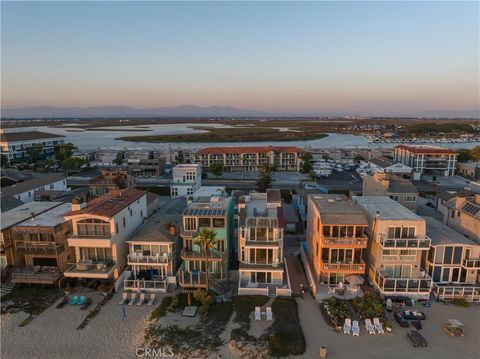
150,296,173,321
451,298,469,307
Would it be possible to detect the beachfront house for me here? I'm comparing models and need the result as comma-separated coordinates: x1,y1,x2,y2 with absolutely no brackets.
443,193,480,243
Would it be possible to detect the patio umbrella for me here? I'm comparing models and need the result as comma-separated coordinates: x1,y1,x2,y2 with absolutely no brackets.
345,275,364,285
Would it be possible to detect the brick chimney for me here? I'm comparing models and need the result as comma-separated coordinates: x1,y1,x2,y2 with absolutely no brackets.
72,196,86,211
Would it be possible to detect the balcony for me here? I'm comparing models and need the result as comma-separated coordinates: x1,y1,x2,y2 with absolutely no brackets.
15,241,65,256
374,269,432,295
320,236,368,248
67,233,115,248
381,254,417,261
181,249,223,261
177,270,208,288
320,260,366,273
127,253,170,265
64,259,115,279
180,229,198,238
245,238,282,247
463,258,480,268
378,234,430,249
124,278,168,292
12,267,63,284
432,283,480,302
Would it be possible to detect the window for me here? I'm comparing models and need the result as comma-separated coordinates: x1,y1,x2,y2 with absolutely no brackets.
387,227,415,238
129,209,132,217
50,184,54,189
453,247,462,264
184,217,196,231
28,192,31,198
213,218,225,228
140,210,143,217
216,240,225,252
123,217,126,228
444,246,453,264
198,218,210,228
116,223,119,234
404,195,416,202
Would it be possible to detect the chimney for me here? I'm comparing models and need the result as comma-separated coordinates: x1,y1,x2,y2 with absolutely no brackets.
72,196,86,211
30,212,35,221
169,225,176,235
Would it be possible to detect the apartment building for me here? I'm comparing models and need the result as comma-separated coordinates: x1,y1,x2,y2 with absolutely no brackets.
305,194,368,297
237,190,291,296
394,145,457,180
424,217,480,302
194,146,304,172
0,130,65,164
88,169,135,198
178,195,234,294
362,172,418,212
10,203,72,285
64,189,147,281
124,210,182,293
443,193,480,243
124,150,165,177
1,173,67,203
353,196,432,299
367,156,412,178
170,164,202,197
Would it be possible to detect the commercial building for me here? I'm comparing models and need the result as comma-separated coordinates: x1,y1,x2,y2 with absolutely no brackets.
237,190,291,296
1,173,67,203
194,146,304,172
305,194,368,298
424,217,480,302
353,196,432,299
362,173,418,212
367,156,412,178
63,189,147,281
393,145,457,180
124,150,165,177
0,130,65,163
443,193,480,244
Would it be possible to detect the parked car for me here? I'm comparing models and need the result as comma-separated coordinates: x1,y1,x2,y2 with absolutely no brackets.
394,311,410,328
407,330,428,347
385,295,413,307
401,310,426,320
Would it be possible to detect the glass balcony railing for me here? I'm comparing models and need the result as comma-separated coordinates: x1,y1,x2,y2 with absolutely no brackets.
463,258,480,268
378,234,431,249
375,269,432,293
320,236,367,247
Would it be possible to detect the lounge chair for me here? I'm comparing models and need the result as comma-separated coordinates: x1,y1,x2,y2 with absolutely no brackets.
255,306,261,321
128,292,137,306
328,286,336,295
373,318,385,334
69,295,78,305
147,294,156,306
78,296,85,306
365,319,376,335
118,292,128,305
136,293,146,306
343,318,351,334
352,320,360,336
266,307,273,321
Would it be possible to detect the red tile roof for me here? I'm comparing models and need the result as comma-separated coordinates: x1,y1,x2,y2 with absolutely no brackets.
197,146,304,155
394,145,457,155
65,188,146,218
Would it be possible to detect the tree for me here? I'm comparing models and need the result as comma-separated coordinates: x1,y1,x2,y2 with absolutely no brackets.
256,164,272,192
54,143,75,162
354,154,365,162
471,146,480,168
195,228,217,291
25,145,43,163
308,170,316,181
62,157,86,176
0,154,9,167
209,163,224,177
457,149,473,163
113,152,124,166
301,152,313,173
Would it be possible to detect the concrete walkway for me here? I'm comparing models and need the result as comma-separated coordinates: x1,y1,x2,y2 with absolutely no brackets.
286,255,309,296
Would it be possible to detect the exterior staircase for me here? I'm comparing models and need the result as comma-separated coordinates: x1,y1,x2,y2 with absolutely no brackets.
209,276,232,303
0,282,15,298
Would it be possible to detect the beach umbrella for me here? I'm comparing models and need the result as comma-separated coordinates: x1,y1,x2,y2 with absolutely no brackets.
345,275,364,285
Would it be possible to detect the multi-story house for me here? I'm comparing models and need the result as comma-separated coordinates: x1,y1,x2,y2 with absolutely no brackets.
125,150,165,177
237,190,291,296
367,157,412,179
170,164,202,198
1,173,67,203
362,172,418,212
305,194,368,297
424,216,480,302
63,189,147,281
0,130,65,164
194,146,304,172
178,195,234,294
88,169,135,198
10,203,72,285
353,196,432,299
394,145,457,180
443,193,480,244
123,210,182,293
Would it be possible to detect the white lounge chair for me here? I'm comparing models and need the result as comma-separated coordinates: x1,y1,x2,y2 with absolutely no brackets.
128,292,137,306
352,320,360,336
255,306,261,321
136,293,145,306
373,318,384,334
266,307,273,321
343,318,351,334
328,286,336,295
365,319,376,335
147,293,156,306
118,292,128,305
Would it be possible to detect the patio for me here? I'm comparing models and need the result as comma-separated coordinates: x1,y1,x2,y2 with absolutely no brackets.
315,282,364,300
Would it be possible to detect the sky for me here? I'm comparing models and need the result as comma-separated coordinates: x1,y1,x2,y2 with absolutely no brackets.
1,1,479,116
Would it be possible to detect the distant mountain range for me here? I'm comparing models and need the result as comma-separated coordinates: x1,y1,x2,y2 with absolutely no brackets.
1,105,478,119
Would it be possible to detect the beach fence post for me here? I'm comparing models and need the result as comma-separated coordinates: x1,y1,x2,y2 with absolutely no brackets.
122,306,126,321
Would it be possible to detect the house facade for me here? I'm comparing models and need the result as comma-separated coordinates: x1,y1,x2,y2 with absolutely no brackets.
170,164,202,198
1,173,67,203
443,193,480,244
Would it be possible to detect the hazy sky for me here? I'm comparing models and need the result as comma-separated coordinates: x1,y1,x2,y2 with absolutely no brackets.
1,1,479,115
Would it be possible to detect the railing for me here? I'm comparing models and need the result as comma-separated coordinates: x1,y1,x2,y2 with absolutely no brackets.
15,241,65,256
432,283,480,302
124,279,167,291
378,234,431,249
321,261,366,272
463,258,480,268
66,260,115,274
321,236,368,247
70,233,113,239
128,253,170,264
375,269,432,294
180,229,198,238
178,270,208,287
382,254,417,261
181,249,223,260
12,269,62,283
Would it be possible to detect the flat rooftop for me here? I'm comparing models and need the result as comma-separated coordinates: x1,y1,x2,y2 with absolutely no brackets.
1,173,66,197
395,145,457,155
310,194,369,225
1,201,63,230
183,196,229,217
424,216,477,246
128,210,181,243
14,203,72,228
353,196,423,221
240,192,284,228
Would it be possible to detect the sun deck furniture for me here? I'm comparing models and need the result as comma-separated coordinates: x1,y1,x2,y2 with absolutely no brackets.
128,292,137,306
182,306,198,317
118,292,128,305
147,293,156,306
386,298,393,312
255,306,261,321
266,307,273,321
443,319,465,337
69,296,78,305
328,286,336,295
365,319,376,335
352,320,360,336
373,318,385,334
136,293,146,306
343,318,351,334
78,296,85,306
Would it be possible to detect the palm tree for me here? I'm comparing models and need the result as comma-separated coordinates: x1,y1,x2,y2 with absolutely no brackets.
195,228,217,291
